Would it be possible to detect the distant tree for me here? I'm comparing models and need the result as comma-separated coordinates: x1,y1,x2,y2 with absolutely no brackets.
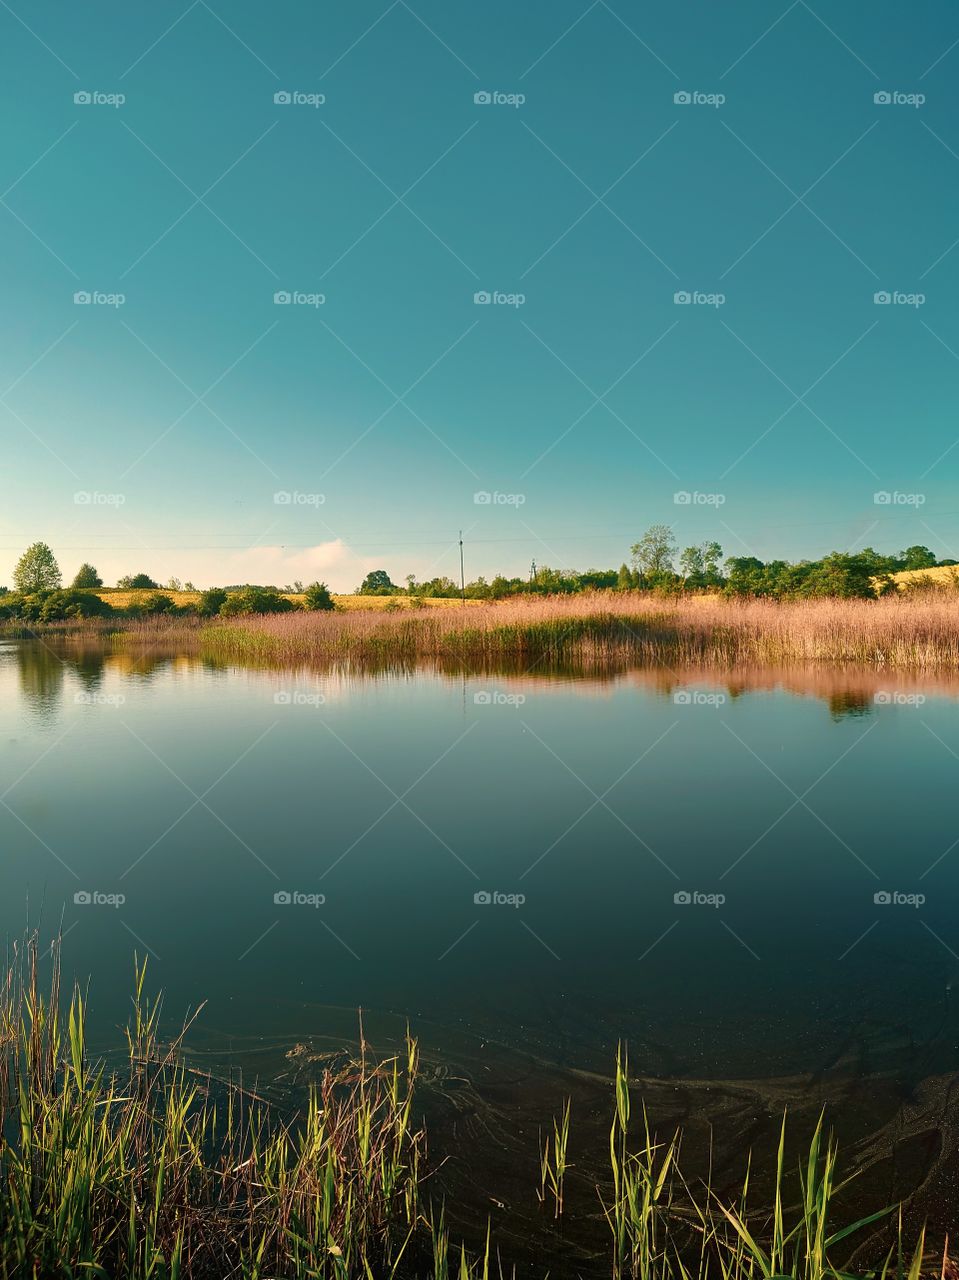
679,545,704,582
899,545,937,571
71,562,103,589
14,543,61,593
167,577,182,591
291,579,305,594
798,552,877,599
183,581,196,591
304,581,335,611
357,569,396,595
724,556,767,596
118,573,159,589
131,592,178,615
616,563,637,591
197,588,228,617
631,526,678,580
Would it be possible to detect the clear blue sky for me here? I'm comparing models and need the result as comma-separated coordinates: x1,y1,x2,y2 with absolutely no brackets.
3,0,959,589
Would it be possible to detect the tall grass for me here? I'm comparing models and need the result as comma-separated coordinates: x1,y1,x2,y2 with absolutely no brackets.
0,944,935,1279
186,593,959,672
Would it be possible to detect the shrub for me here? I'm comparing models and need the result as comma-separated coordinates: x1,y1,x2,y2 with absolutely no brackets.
39,590,115,621
304,581,335,611
197,587,228,617
219,587,296,616
130,592,177,616
118,573,159,589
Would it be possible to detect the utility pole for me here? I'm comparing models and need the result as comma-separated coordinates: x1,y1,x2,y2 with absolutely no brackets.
459,530,466,606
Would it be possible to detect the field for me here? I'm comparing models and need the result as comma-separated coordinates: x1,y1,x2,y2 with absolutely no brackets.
88,588,482,610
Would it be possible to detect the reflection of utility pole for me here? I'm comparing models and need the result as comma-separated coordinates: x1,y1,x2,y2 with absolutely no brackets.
459,531,466,606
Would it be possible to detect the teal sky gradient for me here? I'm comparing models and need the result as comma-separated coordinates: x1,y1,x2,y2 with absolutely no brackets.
3,1,959,588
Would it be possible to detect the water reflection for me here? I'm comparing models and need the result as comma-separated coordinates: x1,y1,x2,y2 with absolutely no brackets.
9,638,959,720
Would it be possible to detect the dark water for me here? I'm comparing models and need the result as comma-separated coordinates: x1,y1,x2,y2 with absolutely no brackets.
3,639,959,1250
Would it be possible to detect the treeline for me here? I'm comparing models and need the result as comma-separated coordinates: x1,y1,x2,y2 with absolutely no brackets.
357,529,956,601
2,531,957,622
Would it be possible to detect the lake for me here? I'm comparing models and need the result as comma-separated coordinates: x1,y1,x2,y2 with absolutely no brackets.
3,638,958,1257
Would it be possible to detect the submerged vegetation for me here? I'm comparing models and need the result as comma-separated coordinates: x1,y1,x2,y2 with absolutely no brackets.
0,941,937,1279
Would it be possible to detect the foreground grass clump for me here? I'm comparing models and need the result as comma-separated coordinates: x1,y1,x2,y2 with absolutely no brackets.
184,592,959,672
0,944,427,1280
0,944,933,1279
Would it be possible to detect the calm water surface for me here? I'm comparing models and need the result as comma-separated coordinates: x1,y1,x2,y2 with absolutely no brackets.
3,639,959,1248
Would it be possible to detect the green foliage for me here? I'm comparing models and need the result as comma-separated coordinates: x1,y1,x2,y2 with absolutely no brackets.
304,581,335,611
219,586,297,615
196,587,228,617
117,573,160,589
13,542,61,593
900,544,937,571
38,589,115,621
357,569,397,595
631,525,678,580
71,562,103,588
127,591,178,616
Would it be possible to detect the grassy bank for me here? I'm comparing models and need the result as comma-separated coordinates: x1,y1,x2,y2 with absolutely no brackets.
178,593,959,672
0,942,932,1279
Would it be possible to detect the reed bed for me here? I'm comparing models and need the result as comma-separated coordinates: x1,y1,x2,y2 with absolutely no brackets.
185,593,959,673
0,942,934,1279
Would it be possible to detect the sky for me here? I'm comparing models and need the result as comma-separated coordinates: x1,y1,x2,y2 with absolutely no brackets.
3,0,959,590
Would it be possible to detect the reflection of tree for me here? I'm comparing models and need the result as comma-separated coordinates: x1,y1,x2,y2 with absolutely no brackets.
72,649,107,694
827,691,872,720
15,644,65,721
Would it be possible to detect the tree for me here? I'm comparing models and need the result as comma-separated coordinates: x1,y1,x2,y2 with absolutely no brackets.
304,581,335,611
167,577,182,591
679,546,704,582
14,543,61,593
631,526,677,580
118,573,159,589
899,545,936,571
357,569,396,596
71,562,102,589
